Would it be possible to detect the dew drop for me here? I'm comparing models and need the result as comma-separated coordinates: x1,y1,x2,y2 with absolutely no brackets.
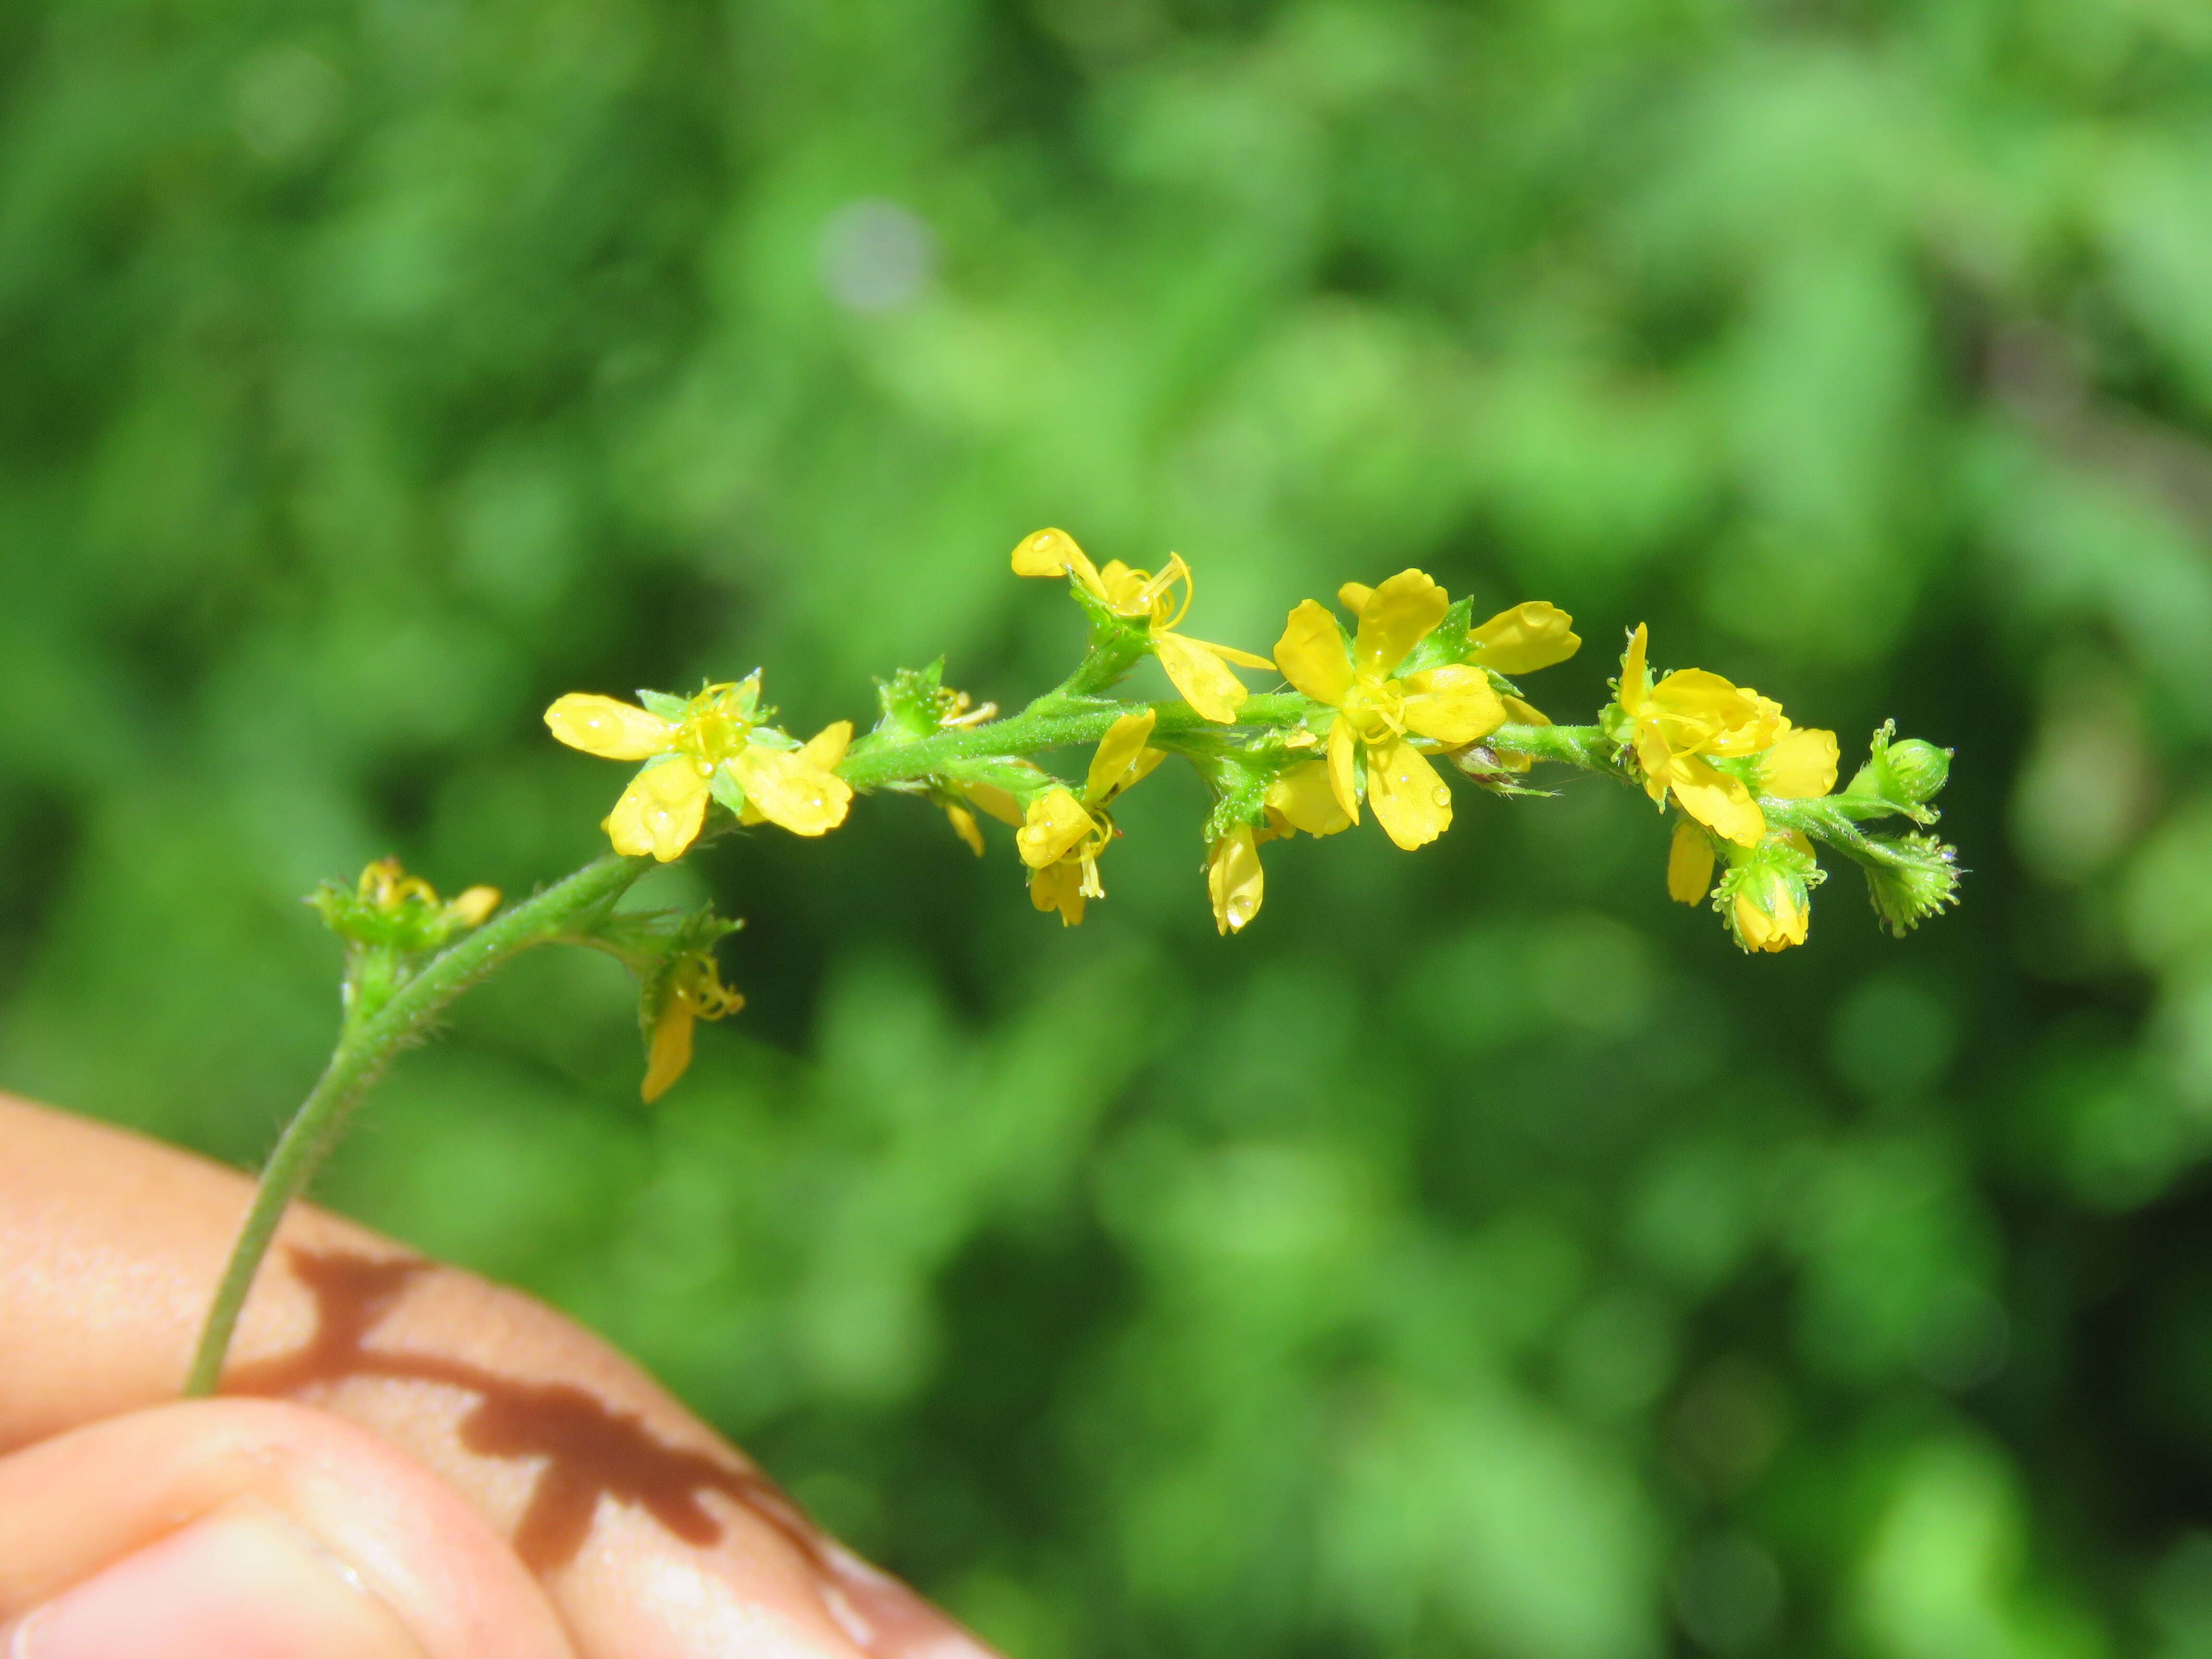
1431,786,1451,806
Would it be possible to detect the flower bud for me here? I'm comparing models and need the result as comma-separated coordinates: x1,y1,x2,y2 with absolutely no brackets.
1714,831,1822,954
1843,722,1951,820
1875,738,1951,803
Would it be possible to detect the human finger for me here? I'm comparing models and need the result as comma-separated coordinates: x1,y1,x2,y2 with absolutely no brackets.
0,1094,1001,1659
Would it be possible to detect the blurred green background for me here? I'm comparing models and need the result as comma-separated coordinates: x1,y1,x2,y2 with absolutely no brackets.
6,0,2212,1653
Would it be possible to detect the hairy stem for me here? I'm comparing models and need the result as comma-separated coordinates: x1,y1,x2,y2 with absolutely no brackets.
840,692,1314,790
1484,722,1613,770
182,851,648,1396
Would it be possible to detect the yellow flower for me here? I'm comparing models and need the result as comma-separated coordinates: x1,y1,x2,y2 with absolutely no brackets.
641,950,745,1103
544,678,853,862
1731,833,1815,953
1614,624,1783,847
1012,528,1276,723
1016,709,1164,926
1273,570,1507,851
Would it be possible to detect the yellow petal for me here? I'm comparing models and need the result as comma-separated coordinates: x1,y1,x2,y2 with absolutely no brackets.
1274,600,1354,707
1010,527,1106,599
447,885,501,928
641,1002,696,1102
1086,709,1161,802
730,746,853,837
1337,581,1375,614
1266,758,1352,837
1649,670,1778,755
1096,559,1152,614
962,781,1024,826
1760,725,1839,800
1667,756,1765,847
1633,729,1674,805
1353,569,1449,681
1733,874,1808,952
1619,624,1650,716
1468,601,1581,675
1326,715,1361,823
946,803,985,857
797,720,854,770
1365,737,1452,851
1155,632,1250,724
1732,890,1781,952
1030,858,1086,926
1399,664,1507,746
1207,824,1265,935
545,694,675,761
604,760,711,862
1017,788,1095,868
1011,526,1079,578
1180,634,1277,670
1666,820,1715,904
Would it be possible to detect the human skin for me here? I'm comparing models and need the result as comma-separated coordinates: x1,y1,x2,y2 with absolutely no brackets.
0,1092,999,1659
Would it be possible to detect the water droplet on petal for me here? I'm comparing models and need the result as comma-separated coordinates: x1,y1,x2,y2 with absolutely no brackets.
1432,786,1451,806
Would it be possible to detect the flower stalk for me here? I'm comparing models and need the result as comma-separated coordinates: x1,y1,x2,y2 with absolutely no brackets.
182,853,647,1395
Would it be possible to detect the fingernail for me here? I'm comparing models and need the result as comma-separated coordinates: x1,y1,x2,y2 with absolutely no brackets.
5,1498,427,1659
820,1545,1004,1659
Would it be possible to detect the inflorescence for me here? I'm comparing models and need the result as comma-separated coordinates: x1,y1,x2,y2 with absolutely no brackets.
432,529,1958,1099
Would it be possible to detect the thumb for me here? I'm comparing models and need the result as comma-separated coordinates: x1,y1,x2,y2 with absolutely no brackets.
0,1398,574,1659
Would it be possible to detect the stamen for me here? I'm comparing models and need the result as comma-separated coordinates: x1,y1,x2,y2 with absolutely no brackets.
1150,554,1195,631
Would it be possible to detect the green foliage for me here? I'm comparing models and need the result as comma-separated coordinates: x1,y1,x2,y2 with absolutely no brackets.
3,0,2212,1655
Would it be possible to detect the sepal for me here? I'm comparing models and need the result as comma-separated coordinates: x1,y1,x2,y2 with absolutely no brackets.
1857,833,1963,937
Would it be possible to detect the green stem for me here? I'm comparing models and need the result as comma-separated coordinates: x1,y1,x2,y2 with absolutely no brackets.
839,692,1313,789
1484,722,1613,770
182,851,648,1396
